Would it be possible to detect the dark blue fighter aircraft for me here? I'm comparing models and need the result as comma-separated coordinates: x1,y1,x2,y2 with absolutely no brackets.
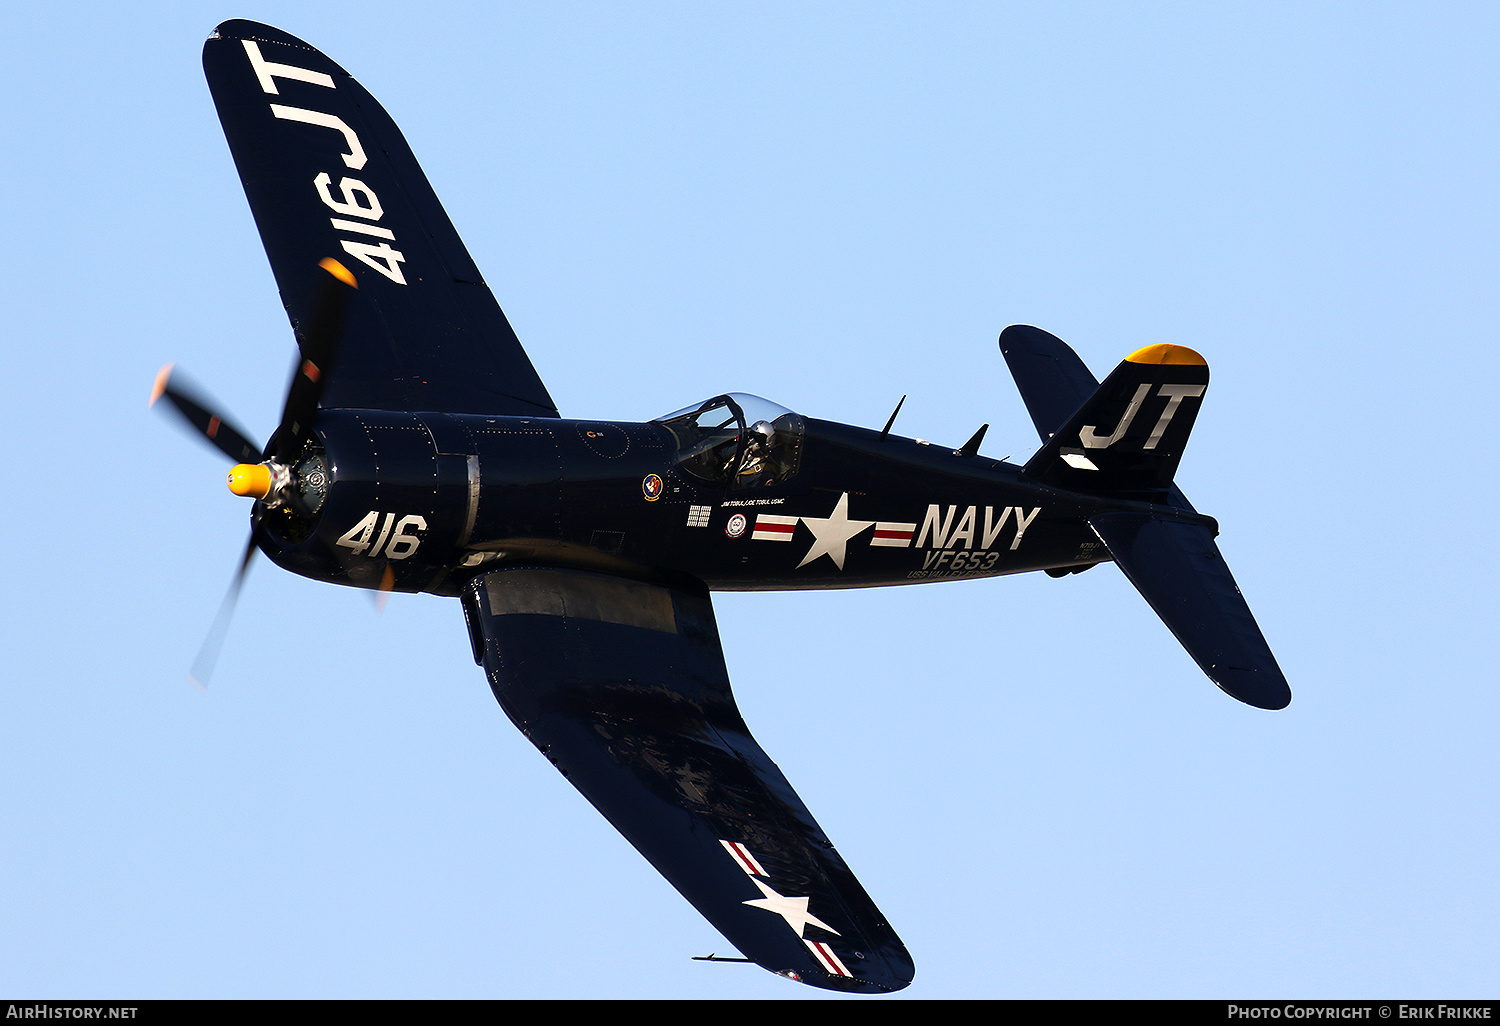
155,20,1290,994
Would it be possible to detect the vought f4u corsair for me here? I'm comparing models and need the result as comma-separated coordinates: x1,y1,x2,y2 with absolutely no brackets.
156,21,1290,994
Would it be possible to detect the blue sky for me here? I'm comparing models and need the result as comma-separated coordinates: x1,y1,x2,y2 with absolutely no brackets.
3,1,1497,999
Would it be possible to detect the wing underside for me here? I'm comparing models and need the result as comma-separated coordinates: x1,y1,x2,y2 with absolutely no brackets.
463,566,914,993
203,20,558,418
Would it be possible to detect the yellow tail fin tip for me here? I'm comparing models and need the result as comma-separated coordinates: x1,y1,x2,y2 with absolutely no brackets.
1126,343,1205,366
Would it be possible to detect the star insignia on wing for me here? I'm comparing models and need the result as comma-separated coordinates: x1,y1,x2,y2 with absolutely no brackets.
742,877,841,938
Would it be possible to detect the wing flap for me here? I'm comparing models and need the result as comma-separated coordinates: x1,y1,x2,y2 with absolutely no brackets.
467,566,914,993
203,20,558,418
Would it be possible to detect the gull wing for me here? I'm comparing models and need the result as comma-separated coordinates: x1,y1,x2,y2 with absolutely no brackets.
461,566,914,993
203,20,557,418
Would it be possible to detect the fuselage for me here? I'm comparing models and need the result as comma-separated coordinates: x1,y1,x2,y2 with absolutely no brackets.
253,405,1155,598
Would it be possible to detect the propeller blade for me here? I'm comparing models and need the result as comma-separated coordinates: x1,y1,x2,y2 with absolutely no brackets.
373,564,397,614
271,258,358,464
176,260,357,689
187,530,258,690
151,364,262,465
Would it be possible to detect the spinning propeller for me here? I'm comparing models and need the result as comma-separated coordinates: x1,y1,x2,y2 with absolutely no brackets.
151,258,358,687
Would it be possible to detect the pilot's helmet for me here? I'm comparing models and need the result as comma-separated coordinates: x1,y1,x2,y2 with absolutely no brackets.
750,420,776,445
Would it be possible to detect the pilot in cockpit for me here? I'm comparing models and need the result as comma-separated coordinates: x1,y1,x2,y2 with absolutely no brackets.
735,420,778,479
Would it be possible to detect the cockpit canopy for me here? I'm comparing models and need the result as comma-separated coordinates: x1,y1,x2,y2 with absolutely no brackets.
654,393,805,488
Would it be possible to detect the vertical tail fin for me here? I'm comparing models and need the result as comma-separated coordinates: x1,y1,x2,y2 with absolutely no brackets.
1021,343,1208,499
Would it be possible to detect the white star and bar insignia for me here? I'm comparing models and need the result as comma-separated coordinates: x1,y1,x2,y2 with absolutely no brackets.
747,494,920,571
742,876,841,937
747,493,882,571
794,493,874,570
719,839,851,978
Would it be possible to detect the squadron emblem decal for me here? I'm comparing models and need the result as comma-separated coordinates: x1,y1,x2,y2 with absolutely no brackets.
641,473,663,501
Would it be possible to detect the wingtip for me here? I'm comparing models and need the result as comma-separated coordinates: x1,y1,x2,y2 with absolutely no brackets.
1216,667,1292,711
1237,688,1292,711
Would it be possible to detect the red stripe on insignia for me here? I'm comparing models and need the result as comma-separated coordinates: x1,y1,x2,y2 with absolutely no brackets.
752,515,798,541
869,522,916,547
719,839,766,876
805,940,851,977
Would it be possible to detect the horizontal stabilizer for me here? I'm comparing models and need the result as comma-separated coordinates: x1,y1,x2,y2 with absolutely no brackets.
1089,512,1290,710
999,324,1100,441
